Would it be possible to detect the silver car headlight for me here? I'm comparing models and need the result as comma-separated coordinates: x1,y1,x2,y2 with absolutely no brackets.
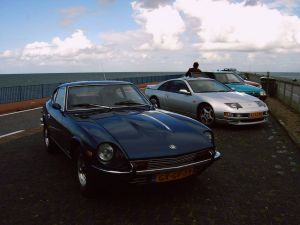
203,131,214,144
260,90,266,96
255,101,266,107
225,103,243,109
97,143,114,162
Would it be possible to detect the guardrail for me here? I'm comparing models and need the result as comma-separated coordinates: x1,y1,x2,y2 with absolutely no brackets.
276,78,300,113
0,74,183,104
247,73,300,113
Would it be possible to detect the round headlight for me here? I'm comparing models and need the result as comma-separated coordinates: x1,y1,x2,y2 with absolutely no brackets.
203,131,213,143
98,143,114,162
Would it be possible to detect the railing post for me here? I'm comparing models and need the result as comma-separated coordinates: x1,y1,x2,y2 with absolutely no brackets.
18,86,22,102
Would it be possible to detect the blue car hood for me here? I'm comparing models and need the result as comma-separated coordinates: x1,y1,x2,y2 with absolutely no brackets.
226,83,261,93
78,110,212,160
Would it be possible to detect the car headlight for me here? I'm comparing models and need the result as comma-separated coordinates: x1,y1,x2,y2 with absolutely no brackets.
97,143,114,162
203,131,214,144
225,103,243,109
255,101,266,107
260,90,266,96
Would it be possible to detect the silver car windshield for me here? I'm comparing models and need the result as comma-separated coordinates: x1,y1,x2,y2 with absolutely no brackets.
67,84,149,111
188,80,232,93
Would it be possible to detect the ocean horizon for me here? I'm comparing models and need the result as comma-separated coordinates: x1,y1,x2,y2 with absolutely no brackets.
0,71,299,88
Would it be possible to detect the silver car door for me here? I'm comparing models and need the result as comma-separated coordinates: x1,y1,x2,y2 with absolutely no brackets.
166,80,196,115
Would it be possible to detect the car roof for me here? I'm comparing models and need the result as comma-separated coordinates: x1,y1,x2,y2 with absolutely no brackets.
175,77,214,81
58,80,132,88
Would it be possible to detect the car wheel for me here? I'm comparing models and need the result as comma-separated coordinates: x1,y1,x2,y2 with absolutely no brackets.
76,149,96,197
198,104,215,126
43,127,56,153
150,97,160,108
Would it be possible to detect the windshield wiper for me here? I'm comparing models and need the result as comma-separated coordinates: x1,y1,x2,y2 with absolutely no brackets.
114,100,146,106
70,103,112,111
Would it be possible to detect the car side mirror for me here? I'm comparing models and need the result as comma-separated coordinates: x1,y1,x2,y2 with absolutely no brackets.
179,89,191,95
52,102,62,110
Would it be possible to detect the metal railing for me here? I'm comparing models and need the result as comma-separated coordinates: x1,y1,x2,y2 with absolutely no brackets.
247,73,300,113
0,74,183,104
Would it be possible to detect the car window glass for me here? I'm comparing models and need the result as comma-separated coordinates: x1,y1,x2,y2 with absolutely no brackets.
214,73,243,84
168,80,189,93
54,87,66,109
188,80,231,93
67,84,148,110
52,90,58,102
158,82,170,91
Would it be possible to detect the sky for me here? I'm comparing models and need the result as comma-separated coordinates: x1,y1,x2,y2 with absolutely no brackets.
0,0,300,73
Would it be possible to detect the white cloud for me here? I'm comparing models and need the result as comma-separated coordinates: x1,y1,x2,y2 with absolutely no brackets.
175,0,300,53
21,30,92,61
132,1,185,50
1,0,300,73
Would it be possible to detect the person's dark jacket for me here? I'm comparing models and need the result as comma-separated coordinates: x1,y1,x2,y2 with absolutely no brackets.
185,68,202,77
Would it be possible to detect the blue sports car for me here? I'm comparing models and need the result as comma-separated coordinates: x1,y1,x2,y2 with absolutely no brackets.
41,81,221,196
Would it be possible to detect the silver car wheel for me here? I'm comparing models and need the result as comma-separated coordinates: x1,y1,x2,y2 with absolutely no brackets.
199,105,215,125
77,156,87,187
150,97,160,108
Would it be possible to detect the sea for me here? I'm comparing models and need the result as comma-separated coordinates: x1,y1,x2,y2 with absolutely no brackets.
0,72,183,88
0,71,299,88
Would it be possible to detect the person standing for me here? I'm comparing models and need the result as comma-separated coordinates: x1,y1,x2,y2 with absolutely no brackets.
185,62,202,77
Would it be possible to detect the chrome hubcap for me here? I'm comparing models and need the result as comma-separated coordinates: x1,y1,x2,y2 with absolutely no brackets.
200,107,214,125
77,157,87,187
44,129,49,147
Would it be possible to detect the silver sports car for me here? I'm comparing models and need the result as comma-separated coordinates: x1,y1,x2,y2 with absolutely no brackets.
145,77,269,126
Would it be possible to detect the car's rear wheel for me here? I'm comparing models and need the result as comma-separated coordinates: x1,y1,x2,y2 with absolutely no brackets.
43,127,56,153
150,97,160,108
75,148,96,197
198,104,215,126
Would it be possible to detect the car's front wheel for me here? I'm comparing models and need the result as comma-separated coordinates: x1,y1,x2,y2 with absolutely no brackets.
198,104,215,126
43,127,56,153
76,148,96,197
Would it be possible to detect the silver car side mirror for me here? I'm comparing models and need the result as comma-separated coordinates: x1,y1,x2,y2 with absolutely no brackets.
179,89,191,95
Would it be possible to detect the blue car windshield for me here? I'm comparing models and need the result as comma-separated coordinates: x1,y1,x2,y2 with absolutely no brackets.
214,73,244,84
188,80,232,93
67,84,149,111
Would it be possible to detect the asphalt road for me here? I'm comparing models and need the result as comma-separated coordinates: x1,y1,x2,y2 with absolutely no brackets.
0,108,42,136
0,113,300,225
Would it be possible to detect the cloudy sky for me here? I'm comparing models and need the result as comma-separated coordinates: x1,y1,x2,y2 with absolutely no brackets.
0,0,300,73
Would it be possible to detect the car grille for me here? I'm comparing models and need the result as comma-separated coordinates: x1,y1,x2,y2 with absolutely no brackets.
131,149,213,171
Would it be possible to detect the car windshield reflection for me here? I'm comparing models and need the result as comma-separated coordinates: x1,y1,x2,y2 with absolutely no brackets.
67,84,149,111
188,80,232,93
214,73,244,84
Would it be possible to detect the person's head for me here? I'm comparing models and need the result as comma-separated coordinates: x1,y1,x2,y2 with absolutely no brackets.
193,62,199,69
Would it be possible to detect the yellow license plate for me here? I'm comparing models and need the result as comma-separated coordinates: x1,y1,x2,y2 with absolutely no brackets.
155,168,194,183
250,112,263,118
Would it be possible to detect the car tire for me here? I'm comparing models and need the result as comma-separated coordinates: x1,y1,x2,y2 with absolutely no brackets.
43,127,56,153
198,104,215,126
150,97,160,108
75,148,96,198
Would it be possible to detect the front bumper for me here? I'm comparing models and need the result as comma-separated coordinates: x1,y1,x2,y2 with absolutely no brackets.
90,151,221,184
217,110,269,125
